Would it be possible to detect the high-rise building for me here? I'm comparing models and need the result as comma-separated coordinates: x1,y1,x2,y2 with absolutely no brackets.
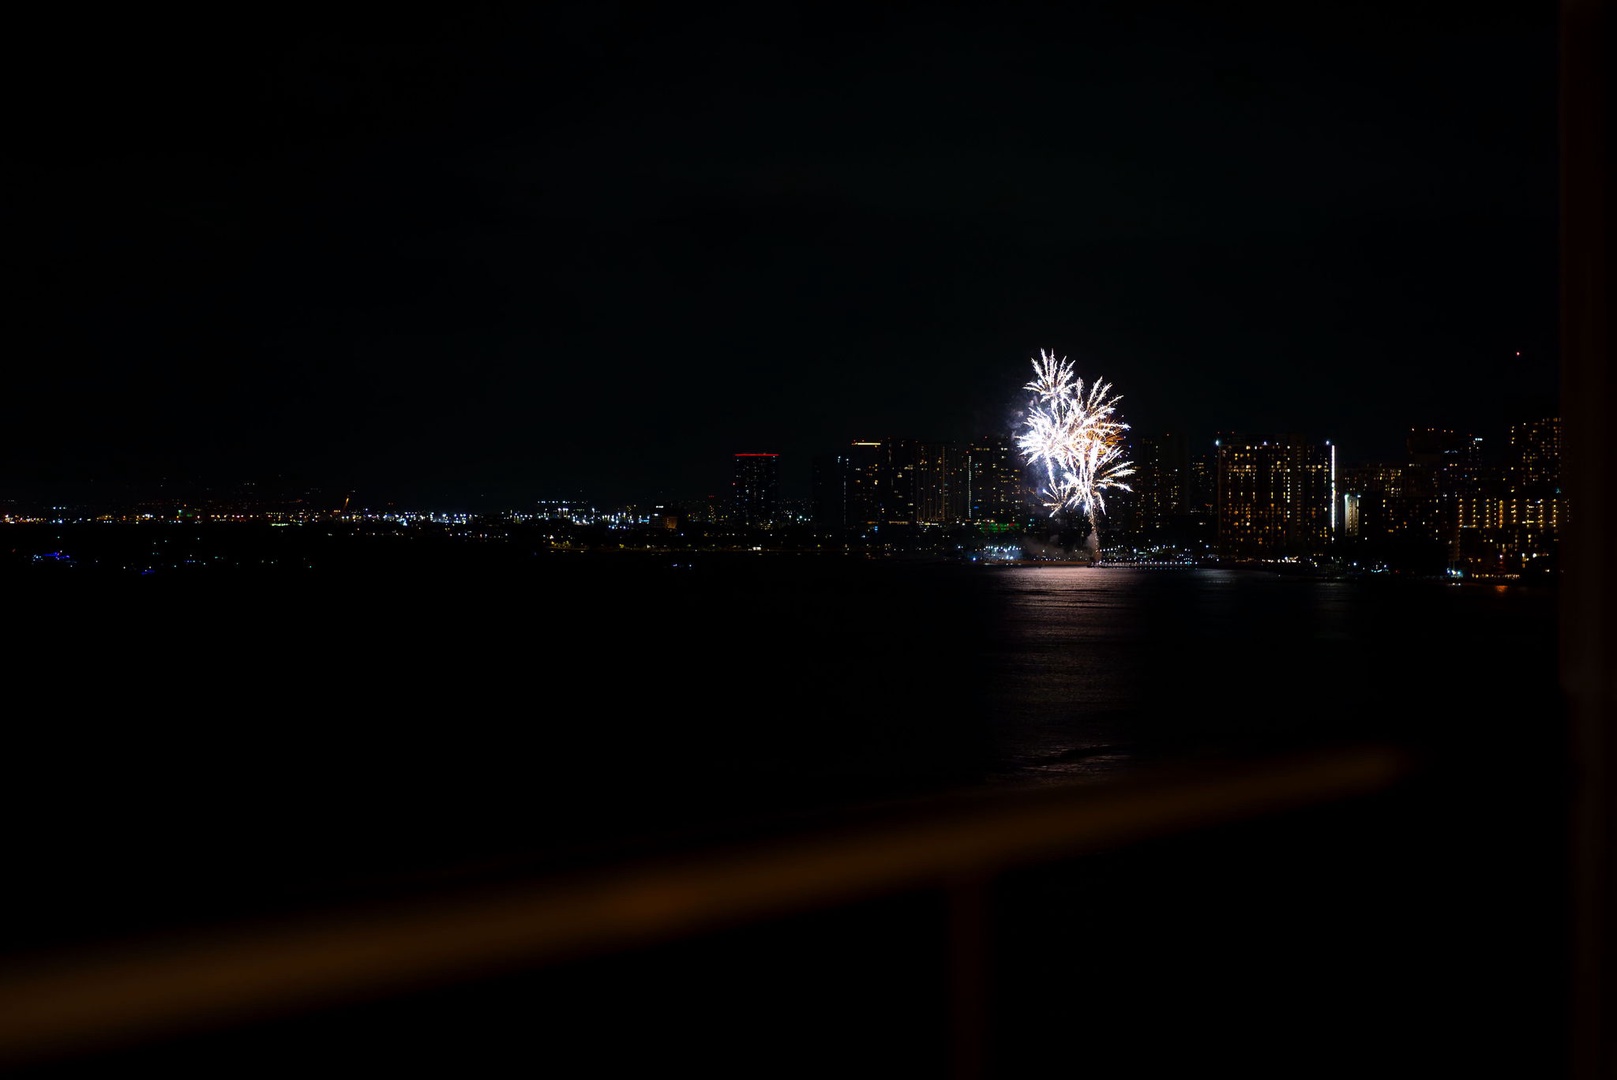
1509,417,1562,493
943,443,972,525
843,441,886,526
1187,449,1217,516
1406,427,1487,496
967,434,1024,527
1407,427,1473,464
1129,431,1190,541
731,452,781,528
885,439,954,526
1215,433,1335,560
885,439,921,526
810,453,848,531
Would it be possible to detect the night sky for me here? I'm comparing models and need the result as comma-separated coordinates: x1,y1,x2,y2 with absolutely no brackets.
13,3,1560,509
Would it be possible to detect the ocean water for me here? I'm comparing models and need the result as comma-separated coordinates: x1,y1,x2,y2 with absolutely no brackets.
9,554,1559,921
4,551,1568,1076
972,564,1560,779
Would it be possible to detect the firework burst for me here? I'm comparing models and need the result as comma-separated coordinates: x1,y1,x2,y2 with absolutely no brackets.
1015,349,1134,551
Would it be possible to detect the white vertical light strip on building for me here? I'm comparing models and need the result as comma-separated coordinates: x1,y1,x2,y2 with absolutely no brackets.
1329,441,1337,536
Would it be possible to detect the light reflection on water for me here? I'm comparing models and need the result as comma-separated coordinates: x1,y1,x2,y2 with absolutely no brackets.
971,565,1557,786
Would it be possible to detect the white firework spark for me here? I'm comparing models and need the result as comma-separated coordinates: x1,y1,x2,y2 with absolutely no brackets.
1015,349,1134,545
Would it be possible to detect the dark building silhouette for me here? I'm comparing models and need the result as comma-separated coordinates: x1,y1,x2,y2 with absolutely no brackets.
1509,417,1563,494
1129,432,1191,543
731,453,781,528
886,439,955,526
886,439,922,526
843,440,886,527
809,453,848,531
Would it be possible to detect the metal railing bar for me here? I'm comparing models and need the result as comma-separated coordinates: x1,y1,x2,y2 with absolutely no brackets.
0,743,1414,1068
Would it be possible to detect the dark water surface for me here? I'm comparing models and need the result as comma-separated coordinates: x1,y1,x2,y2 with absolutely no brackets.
6,551,1567,1076
9,555,1559,930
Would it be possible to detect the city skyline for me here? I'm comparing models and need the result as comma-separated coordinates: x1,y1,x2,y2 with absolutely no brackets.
1,410,1563,516
3,407,1562,525
3,410,1564,581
